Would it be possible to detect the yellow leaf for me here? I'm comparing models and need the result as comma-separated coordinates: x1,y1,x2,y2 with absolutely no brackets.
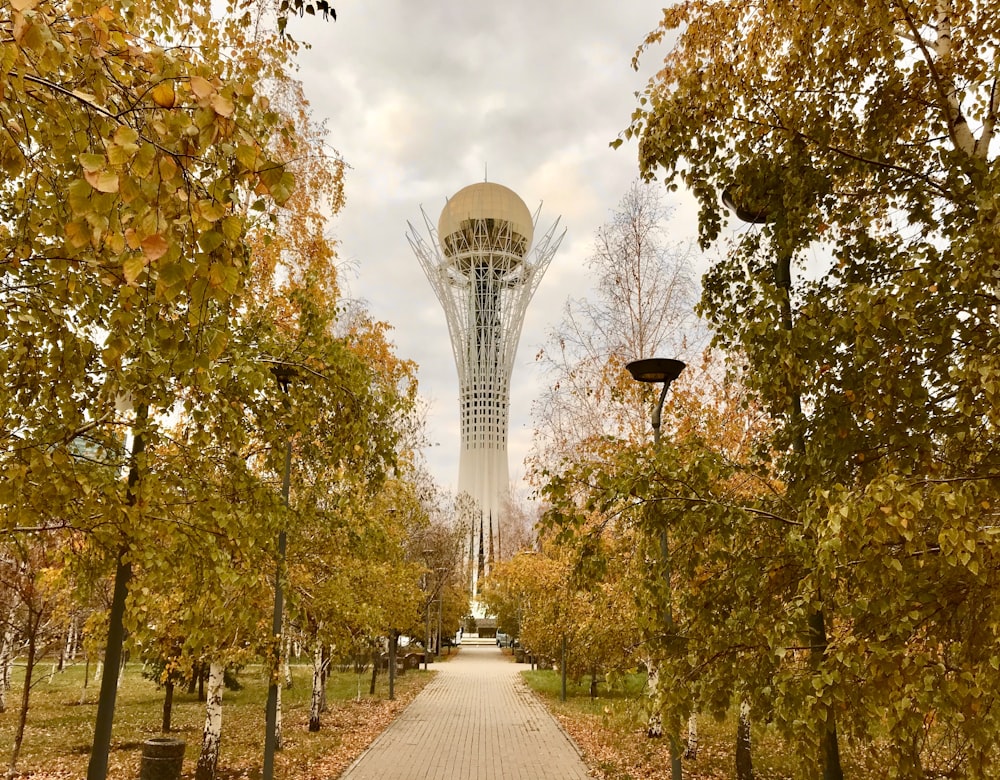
190,76,214,100
198,200,227,223
65,221,91,249
10,0,39,10
84,169,119,193
151,81,176,108
79,153,105,173
141,234,169,262
123,256,148,285
211,93,235,117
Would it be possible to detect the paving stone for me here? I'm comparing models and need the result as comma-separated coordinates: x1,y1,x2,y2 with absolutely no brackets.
338,644,591,779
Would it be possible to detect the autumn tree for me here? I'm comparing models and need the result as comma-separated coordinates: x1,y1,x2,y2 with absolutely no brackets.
0,1,342,777
529,179,708,758
622,0,1000,775
529,179,700,477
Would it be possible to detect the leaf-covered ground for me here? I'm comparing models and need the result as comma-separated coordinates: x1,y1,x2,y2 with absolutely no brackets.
521,667,803,780
0,656,436,779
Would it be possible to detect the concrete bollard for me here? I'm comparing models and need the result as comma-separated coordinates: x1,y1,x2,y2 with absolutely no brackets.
138,737,185,780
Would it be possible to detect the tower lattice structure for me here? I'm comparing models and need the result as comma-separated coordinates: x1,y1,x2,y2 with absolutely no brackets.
408,182,563,603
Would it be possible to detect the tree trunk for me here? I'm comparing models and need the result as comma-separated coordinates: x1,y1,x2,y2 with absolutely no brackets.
388,632,397,701
736,700,754,780
195,660,225,780
283,637,293,688
369,647,378,696
8,610,39,776
68,616,79,660
309,641,323,732
275,678,283,750
162,679,174,733
0,617,8,714
320,644,330,713
1,606,16,707
94,659,103,684
79,656,89,705
0,607,16,700
646,661,662,738
684,713,698,759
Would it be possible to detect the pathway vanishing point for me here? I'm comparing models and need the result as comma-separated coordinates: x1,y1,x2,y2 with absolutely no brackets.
338,643,592,780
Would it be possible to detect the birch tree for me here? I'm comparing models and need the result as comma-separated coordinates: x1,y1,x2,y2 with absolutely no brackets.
195,660,226,780
620,0,1000,775
530,180,700,476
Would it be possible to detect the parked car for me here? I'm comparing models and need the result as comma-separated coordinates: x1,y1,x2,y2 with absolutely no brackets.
496,632,513,648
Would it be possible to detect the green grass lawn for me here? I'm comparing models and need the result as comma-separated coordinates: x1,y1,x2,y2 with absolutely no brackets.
1,657,432,779
521,669,806,780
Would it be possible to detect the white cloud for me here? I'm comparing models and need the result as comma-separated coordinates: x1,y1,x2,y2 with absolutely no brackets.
289,0,702,497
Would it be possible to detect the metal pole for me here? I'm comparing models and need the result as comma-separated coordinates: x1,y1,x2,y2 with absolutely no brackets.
263,436,291,780
437,593,443,656
653,381,682,780
424,597,431,670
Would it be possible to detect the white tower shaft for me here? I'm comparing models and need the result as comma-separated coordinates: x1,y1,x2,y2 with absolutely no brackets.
408,184,563,603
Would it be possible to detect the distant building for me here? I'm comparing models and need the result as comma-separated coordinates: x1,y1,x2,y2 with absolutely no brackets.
408,182,563,604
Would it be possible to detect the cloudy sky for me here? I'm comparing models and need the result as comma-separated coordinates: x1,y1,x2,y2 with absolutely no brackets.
287,1,703,497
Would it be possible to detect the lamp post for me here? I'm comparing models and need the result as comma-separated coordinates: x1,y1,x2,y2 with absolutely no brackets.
263,365,294,780
436,567,446,656
423,549,434,670
722,188,843,780
626,357,685,780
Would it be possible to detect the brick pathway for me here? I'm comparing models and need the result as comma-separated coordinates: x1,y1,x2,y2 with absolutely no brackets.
338,643,592,779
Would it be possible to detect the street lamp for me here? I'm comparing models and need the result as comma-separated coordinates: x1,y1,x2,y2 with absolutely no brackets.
423,549,434,671
626,359,686,446
436,567,446,656
722,188,843,780
626,357,685,780
263,364,295,780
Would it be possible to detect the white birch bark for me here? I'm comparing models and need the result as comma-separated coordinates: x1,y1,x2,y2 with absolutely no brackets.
64,616,79,661
1,609,16,690
645,658,662,738
195,660,225,780
309,641,323,731
275,681,283,750
94,660,103,683
0,611,14,713
283,638,292,688
735,699,754,780
684,712,698,759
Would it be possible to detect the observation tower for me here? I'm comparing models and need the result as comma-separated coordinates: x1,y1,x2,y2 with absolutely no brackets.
408,182,564,603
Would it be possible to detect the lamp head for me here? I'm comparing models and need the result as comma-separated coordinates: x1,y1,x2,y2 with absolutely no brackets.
270,364,297,393
626,358,686,386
